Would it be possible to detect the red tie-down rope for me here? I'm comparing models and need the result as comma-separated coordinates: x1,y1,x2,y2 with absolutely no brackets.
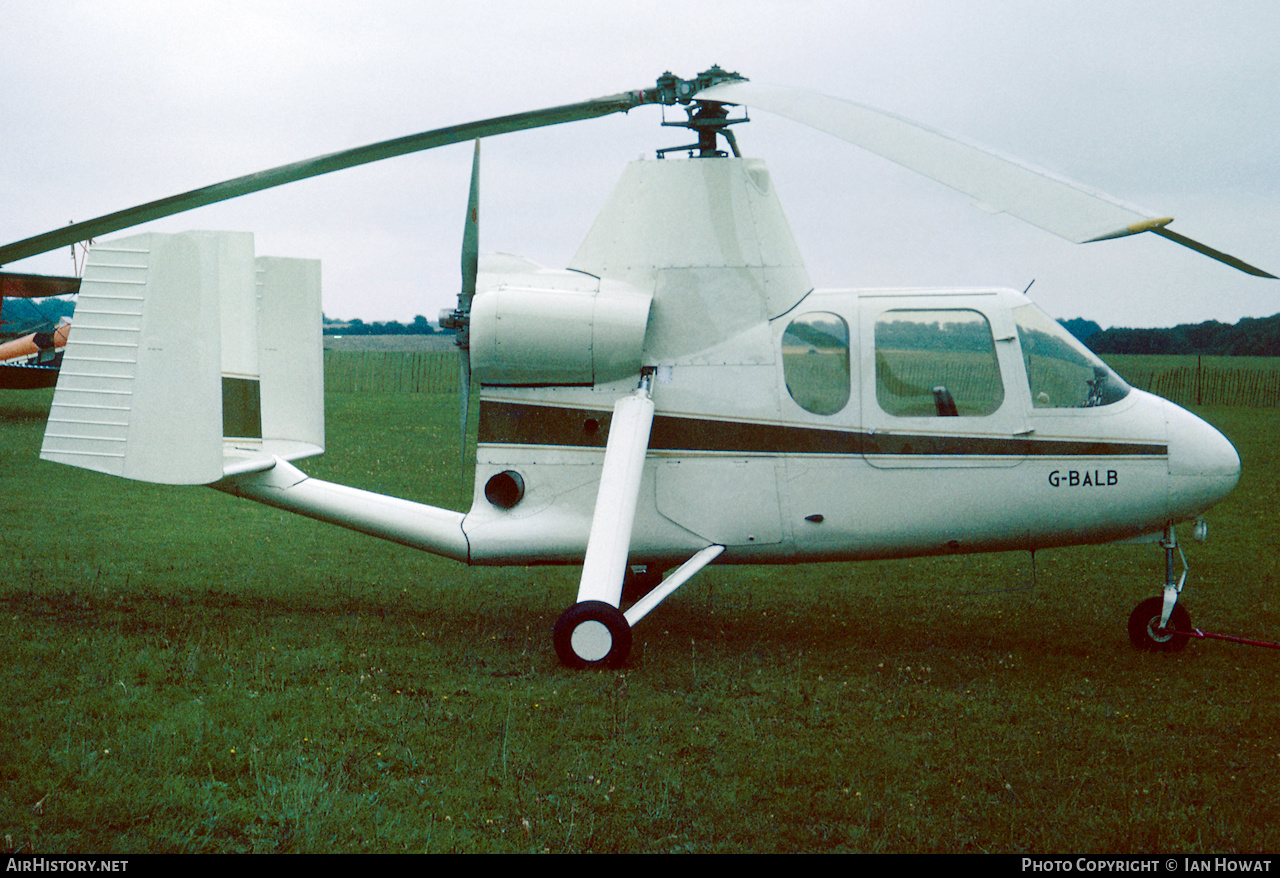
1185,628,1280,650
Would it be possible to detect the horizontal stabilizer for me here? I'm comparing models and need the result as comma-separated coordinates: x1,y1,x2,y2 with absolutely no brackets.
40,231,323,484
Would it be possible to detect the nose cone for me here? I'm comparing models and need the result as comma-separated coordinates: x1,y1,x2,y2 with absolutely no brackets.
1165,402,1240,518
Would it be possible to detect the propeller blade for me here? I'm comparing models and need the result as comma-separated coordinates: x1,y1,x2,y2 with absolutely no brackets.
460,140,480,316
697,80,1274,278
459,352,471,470
0,92,648,267
456,140,481,469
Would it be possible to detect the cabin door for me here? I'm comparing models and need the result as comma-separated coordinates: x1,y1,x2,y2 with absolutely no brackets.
858,292,1026,470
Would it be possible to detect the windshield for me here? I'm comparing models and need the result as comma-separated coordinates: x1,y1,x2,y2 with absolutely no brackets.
1013,303,1130,408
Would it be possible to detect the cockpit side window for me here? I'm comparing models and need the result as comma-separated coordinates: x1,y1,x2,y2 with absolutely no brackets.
874,309,1004,417
1013,304,1130,408
782,312,851,416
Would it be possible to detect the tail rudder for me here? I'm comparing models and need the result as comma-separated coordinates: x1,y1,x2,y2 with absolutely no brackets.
40,231,323,484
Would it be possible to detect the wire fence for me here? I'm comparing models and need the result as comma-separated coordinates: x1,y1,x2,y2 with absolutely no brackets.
324,351,460,393
1114,363,1280,408
324,351,1280,406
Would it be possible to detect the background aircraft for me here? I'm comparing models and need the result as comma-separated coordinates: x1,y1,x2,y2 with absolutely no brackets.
0,272,79,389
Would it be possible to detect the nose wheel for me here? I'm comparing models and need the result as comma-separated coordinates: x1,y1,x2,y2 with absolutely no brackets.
1128,596,1192,652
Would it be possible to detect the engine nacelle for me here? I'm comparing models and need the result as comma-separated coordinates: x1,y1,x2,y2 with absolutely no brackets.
469,273,651,386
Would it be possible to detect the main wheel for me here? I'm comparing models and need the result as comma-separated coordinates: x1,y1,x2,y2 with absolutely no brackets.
1127,596,1192,653
553,601,632,669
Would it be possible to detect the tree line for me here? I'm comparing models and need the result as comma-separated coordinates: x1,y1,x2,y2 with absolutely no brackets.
322,315,449,336
1064,314,1280,357
6,296,1277,355
3,302,455,340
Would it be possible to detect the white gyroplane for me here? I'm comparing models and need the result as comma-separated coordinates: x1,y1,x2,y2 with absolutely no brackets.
1,68,1268,667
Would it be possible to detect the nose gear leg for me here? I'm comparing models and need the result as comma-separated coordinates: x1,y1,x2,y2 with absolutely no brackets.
1159,524,1188,629
1128,524,1193,652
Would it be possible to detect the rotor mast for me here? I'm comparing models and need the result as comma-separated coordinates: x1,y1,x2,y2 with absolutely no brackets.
657,101,746,159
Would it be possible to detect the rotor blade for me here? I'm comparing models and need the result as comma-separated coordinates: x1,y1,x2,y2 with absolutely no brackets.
0,90,651,266
0,272,81,298
1151,227,1276,279
697,81,1274,277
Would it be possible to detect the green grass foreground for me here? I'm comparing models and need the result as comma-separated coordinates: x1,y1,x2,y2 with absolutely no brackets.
1,389,1277,853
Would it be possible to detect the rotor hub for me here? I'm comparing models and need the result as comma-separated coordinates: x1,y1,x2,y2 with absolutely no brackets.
647,65,745,105
657,100,747,159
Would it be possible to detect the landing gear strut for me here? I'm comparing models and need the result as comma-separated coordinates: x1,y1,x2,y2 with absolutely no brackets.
1128,524,1193,652
622,564,665,604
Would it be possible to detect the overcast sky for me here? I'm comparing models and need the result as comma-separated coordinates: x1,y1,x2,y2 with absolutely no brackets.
2,1,1276,328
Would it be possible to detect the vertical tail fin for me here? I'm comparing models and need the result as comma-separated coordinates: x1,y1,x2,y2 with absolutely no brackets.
40,231,323,484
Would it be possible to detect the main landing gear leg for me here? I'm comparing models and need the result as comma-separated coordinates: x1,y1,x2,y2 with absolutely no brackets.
1127,524,1192,652
553,369,728,669
554,545,726,668
554,376,654,669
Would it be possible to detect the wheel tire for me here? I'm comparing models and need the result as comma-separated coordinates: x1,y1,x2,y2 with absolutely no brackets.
553,601,632,669
1127,596,1192,653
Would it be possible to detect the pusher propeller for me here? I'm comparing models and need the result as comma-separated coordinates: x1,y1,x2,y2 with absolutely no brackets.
438,140,482,468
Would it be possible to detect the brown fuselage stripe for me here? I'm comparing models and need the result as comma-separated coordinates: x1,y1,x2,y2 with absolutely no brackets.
477,400,1168,457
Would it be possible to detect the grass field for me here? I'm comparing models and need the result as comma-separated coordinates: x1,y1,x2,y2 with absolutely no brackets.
1,376,1278,853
